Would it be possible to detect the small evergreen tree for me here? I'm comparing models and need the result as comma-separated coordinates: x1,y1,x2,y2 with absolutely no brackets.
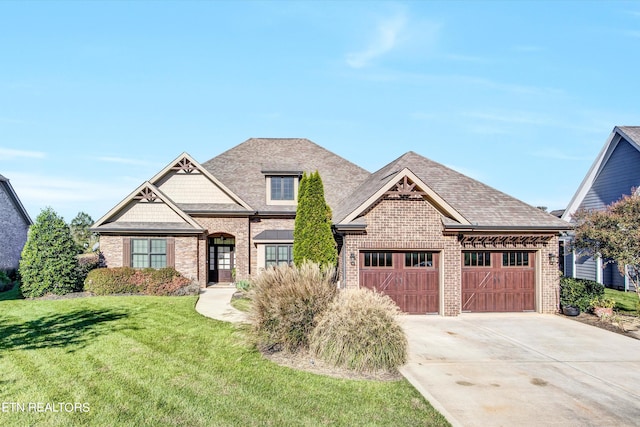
20,207,80,297
293,171,337,267
70,211,97,253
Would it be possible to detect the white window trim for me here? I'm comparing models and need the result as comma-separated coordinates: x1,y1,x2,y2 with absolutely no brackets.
256,242,294,270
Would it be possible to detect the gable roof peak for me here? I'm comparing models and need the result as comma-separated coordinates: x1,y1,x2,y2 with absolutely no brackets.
563,125,640,221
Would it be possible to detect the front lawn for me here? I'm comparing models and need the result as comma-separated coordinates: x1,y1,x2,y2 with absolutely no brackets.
0,295,449,426
604,288,639,314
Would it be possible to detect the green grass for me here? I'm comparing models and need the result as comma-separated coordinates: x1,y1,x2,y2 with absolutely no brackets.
0,283,23,301
604,288,639,314
0,295,449,426
230,296,251,312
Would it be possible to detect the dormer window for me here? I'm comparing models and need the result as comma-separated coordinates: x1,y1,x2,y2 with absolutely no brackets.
263,168,302,205
271,176,295,201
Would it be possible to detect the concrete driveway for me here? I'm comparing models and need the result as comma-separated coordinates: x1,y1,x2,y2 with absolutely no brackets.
399,314,640,427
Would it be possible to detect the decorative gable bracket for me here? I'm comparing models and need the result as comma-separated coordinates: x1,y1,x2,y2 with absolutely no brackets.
385,176,427,199
458,234,554,248
171,157,198,174
134,187,161,203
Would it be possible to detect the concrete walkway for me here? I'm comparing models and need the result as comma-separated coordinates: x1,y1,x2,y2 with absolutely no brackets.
195,286,247,323
399,313,640,427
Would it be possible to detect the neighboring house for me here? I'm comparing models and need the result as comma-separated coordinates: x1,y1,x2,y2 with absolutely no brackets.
0,174,32,271
561,126,640,291
93,138,570,315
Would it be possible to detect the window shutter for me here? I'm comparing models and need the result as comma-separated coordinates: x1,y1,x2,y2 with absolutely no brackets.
122,237,131,267
167,238,175,267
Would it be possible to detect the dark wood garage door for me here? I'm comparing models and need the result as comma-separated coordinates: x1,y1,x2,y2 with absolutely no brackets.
462,251,535,312
360,251,439,314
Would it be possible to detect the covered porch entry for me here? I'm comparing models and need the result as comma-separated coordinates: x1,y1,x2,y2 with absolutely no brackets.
208,234,235,283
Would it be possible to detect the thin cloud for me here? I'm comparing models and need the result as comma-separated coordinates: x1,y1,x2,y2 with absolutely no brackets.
0,147,46,159
345,13,408,68
530,148,592,162
96,156,150,166
6,172,141,220
464,111,551,126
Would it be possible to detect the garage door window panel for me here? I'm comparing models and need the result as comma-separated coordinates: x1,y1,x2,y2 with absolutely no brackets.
503,252,530,267
464,251,491,267
405,252,434,268
363,251,393,268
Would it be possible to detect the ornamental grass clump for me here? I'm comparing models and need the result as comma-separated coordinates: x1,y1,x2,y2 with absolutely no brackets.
250,261,337,353
310,288,407,373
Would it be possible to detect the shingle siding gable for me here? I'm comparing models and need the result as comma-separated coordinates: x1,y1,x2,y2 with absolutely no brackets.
578,138,640,211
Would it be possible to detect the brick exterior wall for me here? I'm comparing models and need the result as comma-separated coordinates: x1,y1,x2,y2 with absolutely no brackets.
194,217,250,287
99,235,124,268
339,196,560,316
248,217,295,274
0,185,30,271
100,234,199,283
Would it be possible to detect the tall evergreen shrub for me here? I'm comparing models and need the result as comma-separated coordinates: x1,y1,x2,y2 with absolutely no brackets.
293,171,337,267
20,207,80,297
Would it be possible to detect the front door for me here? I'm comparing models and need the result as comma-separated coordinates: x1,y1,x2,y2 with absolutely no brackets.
208,236,235,283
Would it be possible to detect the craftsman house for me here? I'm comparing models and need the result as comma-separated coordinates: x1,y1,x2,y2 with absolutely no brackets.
561,126,640,291
93,138,570,315
0,174,32,272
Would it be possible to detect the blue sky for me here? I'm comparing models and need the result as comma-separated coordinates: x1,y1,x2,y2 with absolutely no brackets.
1,1,639,222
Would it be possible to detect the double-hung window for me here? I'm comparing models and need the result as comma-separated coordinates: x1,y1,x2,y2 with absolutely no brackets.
131,239,167,268
265,244,293,267
270,176,295,201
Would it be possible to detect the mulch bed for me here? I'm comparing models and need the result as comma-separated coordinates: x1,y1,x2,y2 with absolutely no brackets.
262,349,403,381
559,311,640,340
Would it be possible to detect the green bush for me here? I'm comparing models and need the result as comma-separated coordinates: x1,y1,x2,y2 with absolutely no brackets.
310,288,407,372
250,262,338,353
84,267,197,296
235,279,252,292
20,208,80,297
84,267,141,295
0,270,13,292
76,252,103,284
559,277,604,311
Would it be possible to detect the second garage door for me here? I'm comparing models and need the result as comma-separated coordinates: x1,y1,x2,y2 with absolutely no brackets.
360,251,439,314
462,251,535,312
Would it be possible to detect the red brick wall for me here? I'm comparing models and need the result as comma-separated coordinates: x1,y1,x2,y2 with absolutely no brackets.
339,196,560,316
194,217,250,287
340,197,461,316
99,234,199,282
248,217,295,275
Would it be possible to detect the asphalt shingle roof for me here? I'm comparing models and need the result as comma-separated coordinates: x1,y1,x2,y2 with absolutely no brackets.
335,151,570,229
202,138,371,213
617,126,640,145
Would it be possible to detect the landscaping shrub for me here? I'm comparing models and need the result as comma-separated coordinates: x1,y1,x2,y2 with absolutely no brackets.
145,269,194,296
0,270,13,292
310,288,407,372
250,261,338,353
235,279,252,292
76,252,103,285
84,267,141,295
84,267,197,296
20,207,80,297
559,277,604,311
